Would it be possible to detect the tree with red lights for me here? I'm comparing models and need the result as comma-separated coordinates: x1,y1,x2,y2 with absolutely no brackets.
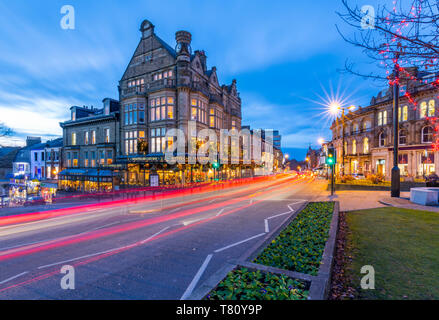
338,0,439,150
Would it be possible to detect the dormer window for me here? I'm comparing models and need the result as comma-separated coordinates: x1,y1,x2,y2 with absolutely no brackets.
71,110,76,121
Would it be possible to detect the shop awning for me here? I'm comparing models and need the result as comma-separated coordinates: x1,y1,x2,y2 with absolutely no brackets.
86,169,115,177
59,169,87,176
58,168,116,177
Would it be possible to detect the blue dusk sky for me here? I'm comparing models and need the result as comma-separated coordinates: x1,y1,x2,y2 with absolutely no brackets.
0,0,387,160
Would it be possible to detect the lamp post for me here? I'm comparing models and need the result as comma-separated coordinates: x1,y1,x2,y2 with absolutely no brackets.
329,103,356,176
391,57,401,198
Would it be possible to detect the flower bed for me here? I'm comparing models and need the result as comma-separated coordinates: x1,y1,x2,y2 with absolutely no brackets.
206,267,308,300
253,202,334,276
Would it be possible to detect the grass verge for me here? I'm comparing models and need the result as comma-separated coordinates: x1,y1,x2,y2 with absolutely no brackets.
342,207,439,299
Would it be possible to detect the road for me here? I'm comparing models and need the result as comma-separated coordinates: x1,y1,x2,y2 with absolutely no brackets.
0,174,324,300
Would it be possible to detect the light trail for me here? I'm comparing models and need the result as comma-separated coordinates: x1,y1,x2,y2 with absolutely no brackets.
0,175,311,293
0,175,304,262
0,175,292,228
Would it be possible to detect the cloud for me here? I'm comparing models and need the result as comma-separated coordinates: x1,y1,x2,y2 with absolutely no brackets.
241,92,332,149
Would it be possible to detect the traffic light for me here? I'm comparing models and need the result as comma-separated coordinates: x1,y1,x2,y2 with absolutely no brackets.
326,147,336,166
213,161,220,169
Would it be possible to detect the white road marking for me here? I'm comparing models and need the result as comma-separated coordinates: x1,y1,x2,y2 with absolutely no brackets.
38,226,171,269
89,221,121,231
287,200,306,211
182,218,207,226
264,219,269,233
37,248,125,269
168,207,181,213
216,208,225,217
214,233,266,253
0,271,29,285
267,211,292,220
180,254,213,300
140,226,170,244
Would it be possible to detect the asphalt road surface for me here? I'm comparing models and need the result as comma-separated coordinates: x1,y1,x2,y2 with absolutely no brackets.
0,174,322,300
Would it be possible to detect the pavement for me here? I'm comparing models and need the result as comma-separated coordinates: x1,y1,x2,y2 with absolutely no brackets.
379,195,439,212
0,174,327,300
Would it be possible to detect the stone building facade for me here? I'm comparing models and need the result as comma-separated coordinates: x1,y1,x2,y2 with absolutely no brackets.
59,20,274,190
59,98,121,191
116,20,245,185
330,68,439,180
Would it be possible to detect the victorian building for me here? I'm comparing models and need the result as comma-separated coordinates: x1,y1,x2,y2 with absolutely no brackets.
59,98,121,192
330,67,439,180
116,20,245,186
59,20,269,191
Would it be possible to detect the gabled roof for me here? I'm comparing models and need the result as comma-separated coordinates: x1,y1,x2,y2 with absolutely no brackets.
155,35,176,58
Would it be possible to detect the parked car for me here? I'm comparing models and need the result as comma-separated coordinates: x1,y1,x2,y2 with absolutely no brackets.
352,173,365,180
425,174,439,187
24,196,45,206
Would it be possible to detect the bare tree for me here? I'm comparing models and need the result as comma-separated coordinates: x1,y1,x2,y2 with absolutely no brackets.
0,122,13,138
337,0,439,82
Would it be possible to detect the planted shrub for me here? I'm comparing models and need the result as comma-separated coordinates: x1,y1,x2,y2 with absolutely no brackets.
366,173,385,184
206,267,308,300
340,175,355,183
254,202,334,276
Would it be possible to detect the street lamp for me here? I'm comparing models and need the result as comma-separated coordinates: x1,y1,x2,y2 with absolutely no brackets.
391,56,401,198
329,102,356,176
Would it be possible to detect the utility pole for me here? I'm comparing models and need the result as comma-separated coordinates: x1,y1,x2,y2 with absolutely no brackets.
391,55,401,198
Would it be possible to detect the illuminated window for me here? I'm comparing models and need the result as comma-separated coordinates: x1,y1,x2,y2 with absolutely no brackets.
107,150,113,165
420,101,428,118
352,139,356,154
104,128,110,143
92,130,96,144
167,106,174,119
85,131,89,145
363,137,369,153
429,100,435,117
378,111,386,126
191,107,197,120
71,132,77,146
139,131,145,139
399,105,408,122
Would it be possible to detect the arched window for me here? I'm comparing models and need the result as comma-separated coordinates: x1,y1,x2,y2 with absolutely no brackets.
363,137,370,154
378,132,385,147
420,101,428,118
422,126,433,143
399,129,407,145
352,139,357,154
344,141,347,154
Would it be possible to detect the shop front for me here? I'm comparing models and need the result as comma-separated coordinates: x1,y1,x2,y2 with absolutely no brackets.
420,151,435,176
8,176,40,205
58,168,119,192
117,154,253,187
40,182,58,203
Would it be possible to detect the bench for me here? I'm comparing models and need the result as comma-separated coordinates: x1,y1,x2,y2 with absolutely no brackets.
410,187,439,206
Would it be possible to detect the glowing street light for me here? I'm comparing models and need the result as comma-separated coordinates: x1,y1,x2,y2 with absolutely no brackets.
328,103,357,176
318,138,325,145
